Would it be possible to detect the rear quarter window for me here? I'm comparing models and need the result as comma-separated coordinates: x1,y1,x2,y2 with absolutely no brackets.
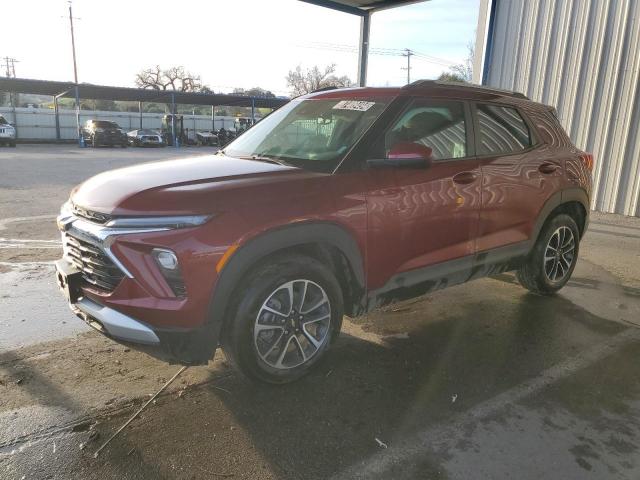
476,104,532,155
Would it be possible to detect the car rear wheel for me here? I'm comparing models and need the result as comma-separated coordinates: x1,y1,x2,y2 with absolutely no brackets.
222,254,343,384
517,213,580,295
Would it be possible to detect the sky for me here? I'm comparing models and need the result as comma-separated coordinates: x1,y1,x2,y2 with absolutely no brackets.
2,0,480,96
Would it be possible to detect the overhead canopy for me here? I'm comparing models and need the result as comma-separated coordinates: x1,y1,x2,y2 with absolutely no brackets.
298,0,426,15
0,77,289,109
299,0,429,86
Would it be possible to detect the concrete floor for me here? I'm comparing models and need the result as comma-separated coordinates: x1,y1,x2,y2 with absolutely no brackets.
1,145,639,479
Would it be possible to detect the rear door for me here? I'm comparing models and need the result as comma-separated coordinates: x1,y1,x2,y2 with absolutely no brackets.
473,102,563,255
363,98,481,292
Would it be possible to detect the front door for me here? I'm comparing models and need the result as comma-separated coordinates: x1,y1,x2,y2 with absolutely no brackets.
363,99,481,295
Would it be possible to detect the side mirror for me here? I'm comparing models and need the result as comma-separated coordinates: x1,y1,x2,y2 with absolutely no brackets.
367,142,433,168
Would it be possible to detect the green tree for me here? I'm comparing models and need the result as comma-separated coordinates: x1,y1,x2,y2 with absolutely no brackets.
437,72,469,83
233,87,275,98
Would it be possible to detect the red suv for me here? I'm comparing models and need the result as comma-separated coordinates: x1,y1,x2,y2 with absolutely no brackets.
55,81,592,383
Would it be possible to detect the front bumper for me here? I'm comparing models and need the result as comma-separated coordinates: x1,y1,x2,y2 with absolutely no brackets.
56,256,216,364
72,296,160,344
94,134,126,145
55,209,226,364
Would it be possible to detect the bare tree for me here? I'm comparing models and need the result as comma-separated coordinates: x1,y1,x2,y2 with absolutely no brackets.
135,65,204,92
286,64,353,96
438,43,474,83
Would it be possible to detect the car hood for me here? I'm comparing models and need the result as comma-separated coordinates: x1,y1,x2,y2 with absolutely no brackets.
71,154,315,215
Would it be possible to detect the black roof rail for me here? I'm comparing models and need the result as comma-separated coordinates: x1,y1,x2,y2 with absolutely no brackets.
310,86,340,93
403,79,529,100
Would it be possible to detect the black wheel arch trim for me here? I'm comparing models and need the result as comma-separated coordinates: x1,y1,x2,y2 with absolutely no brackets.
532,187,589,243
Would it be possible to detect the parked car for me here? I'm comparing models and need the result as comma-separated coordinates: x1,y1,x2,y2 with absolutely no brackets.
55,81,592,384
0,114,16,147
127,129,165,147
82,120,128,147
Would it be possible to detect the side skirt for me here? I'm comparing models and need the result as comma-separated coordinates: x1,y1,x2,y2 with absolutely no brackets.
366,241,531,311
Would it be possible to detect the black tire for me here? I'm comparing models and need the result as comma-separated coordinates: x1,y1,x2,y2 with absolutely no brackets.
517,213,580,295
222,254,343,384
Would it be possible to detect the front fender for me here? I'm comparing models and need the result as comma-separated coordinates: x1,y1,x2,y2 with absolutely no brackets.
181,222,366,363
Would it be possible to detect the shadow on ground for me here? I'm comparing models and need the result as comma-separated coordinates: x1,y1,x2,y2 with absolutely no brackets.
10,274,630,480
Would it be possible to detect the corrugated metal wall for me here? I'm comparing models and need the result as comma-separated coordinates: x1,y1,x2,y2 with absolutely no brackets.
478,0,640,217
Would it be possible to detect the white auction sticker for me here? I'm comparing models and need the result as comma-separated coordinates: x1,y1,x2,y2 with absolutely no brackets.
332,100,376,111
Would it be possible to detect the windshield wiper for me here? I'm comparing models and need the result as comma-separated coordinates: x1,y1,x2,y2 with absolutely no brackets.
220,150,292,167
247,154,290,167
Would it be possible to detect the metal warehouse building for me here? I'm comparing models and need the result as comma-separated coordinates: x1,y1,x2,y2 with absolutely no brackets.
473,0,640,217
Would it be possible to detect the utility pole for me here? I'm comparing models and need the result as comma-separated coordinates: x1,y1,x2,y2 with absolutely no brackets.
2,56,19,137
2,56,19,78
401,48,413,84
67,1,83,146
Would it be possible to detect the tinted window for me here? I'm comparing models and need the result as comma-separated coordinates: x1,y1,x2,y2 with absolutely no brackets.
476,104,532,155
93,121,119,129
385,101,467,160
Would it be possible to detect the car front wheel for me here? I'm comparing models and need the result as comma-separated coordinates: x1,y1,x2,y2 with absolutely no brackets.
517,213,580,295
222,254,343,384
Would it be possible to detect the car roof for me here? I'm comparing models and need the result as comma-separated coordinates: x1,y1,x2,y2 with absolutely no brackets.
305,81,540,108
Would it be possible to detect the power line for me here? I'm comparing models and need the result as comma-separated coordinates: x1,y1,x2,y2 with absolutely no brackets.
295,41,459,66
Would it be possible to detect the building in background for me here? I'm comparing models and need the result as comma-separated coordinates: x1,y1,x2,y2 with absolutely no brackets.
474,0,640,217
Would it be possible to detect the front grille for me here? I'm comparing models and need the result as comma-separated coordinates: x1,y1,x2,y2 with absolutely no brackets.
63,233,124,292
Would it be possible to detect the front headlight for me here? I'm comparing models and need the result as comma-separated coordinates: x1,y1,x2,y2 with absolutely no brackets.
104,215,210,229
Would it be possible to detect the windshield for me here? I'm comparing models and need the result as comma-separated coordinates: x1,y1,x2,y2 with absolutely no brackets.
223,98,389,172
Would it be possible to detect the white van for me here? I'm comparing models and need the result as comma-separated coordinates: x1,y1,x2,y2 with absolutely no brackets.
0,114,16,147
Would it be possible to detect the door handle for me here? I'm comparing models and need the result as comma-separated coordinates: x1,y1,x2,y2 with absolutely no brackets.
452,171,478,185
539,162,559,174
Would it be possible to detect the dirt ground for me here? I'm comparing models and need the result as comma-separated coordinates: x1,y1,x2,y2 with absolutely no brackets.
1,145,640,479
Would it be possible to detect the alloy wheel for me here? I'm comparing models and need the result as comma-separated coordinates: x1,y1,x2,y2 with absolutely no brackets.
253,279,331,370
543,226,575,283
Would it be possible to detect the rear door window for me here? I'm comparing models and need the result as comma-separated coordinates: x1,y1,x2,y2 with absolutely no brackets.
476,104,532,155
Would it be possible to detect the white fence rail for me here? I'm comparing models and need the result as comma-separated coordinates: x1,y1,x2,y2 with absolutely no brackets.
0,107,240,141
